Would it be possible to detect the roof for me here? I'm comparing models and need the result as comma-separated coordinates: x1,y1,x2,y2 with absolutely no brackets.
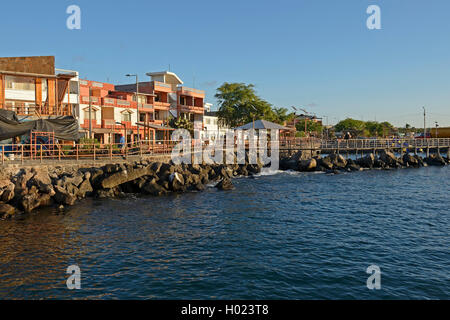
234,119,292,131
146,71,183,85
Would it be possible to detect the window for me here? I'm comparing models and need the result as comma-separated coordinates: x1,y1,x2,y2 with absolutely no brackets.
139,113,146,122
122,111,132,122
5,76,35,91
84,108,97,120
69,81,79,94
180,97,186,105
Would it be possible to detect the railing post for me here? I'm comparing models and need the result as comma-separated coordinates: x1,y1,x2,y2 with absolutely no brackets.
76,144,79,162
21,145,24,165
1,147,4,165
93,143,96,161
110,143,113,160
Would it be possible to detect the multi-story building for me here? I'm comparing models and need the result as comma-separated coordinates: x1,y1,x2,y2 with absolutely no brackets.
116,71,205,139
78,79,146,144
202,110,229,140
1,57,207,144
0,56,76,118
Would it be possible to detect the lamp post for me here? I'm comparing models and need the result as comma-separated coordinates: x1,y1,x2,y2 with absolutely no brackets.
423,106,426,139
126,74,139,141
435,121,439,138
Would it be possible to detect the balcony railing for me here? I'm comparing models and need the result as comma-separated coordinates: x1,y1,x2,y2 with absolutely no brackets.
177,86,205,95
2,104,72,116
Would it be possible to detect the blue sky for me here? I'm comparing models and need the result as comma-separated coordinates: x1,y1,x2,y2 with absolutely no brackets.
1,0,449,127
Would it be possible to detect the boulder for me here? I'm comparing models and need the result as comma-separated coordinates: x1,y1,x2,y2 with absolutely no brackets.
318,156,334,170
346,159,361,171
379,151,399,167
246,164,261,175
298,158,317,172
169,172,185,192
216,178,235,191
403,154,419,167
13,169,34,196
374,159,386,169
29,169,55,195
279,159,298,171
76,179,93,198
142,178,168,196
100,166,152,189
356,153,375,168
96,188,118,199
20,190,52,213
0,180,15,202
0,203,16,219
54,185,77,206
329,153,347,168
424,154,446,166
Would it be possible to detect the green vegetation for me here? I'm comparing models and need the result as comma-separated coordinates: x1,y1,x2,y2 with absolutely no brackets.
215,83,294,127
169,117,193,131
295,119,323,136
335,118,395,137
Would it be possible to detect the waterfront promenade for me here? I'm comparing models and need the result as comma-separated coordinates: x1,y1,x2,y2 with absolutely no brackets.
1,138,449,167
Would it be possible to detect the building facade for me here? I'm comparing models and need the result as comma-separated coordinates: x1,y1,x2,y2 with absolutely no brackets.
0,56,76,118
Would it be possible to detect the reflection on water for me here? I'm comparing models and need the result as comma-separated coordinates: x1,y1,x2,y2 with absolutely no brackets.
0,167,449,299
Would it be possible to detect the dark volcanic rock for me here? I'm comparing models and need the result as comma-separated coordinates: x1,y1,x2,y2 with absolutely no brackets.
298,158,317,172
216,178,234,191
424,154,446,166
0,203,17,219
356,153,375,168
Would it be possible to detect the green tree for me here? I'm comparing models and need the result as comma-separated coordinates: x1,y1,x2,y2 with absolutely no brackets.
335,118,366,136
272,107,295,125
295,119,323,135
215,83,277,127
169,117,193,131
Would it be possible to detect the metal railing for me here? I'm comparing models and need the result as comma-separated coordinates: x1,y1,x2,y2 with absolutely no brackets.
1,138,449,165
0,140,178,165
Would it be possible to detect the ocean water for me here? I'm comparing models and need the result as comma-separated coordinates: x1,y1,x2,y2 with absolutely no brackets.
0,166,449,299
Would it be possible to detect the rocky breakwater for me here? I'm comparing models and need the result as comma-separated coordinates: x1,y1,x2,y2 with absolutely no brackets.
280,150,449,174
0,161,264,220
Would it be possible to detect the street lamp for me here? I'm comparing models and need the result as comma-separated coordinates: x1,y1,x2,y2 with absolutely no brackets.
422,106,426,139
435,121,439,138
126,74,139,141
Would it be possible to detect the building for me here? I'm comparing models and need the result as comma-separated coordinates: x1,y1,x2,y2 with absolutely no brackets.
116,71,205,139
202,110,229,140
0,56,76,118
78,79,147,144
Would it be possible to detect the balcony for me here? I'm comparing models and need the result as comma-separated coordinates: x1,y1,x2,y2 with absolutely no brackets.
81,119,101,129
81,96,101,105
178,104,204,114
153,81,173,92
154,101,171,110
177,86,205,97
101,119,116,129
139,103,154,112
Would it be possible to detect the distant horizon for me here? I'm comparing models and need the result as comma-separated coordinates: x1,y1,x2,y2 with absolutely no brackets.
1,0,449,127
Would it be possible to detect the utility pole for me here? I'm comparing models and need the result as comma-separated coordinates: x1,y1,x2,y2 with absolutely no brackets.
126,74,140,141
88,87,92,139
